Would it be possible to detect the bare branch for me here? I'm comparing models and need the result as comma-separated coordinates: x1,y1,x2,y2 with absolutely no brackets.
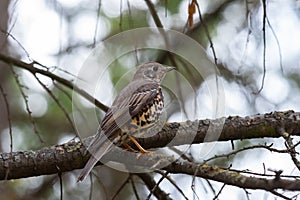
93,0,102,47
137,173,171,200
255,0,267,94
146,171,169,200
111,175,130,200
193,0,218,65
204,143,295,163
213,183,226,200
0,111,298,194
0,84,12,153
0,111,300,180
0,84,12,180
144,0,163,28
278,128,300,172
33,74,76,134
155,170,189,200
266,17,284,74
129,175,140,200
0,53,109,112
136,111,300,149
10,67,44,143
0,135,300,193
165,161,300,191
269,190,292,200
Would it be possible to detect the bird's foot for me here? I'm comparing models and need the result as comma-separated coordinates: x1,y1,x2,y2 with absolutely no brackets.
123,144,138,153
128,135,152,158
136,150,151,159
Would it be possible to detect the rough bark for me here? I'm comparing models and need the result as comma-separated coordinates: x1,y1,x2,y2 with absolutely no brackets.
0,111,299,192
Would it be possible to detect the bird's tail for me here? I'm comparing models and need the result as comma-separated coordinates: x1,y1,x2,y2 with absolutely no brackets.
77,140,113,182
77,156,98,182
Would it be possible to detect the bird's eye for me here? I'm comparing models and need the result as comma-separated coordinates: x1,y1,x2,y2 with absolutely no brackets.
153,65,158,71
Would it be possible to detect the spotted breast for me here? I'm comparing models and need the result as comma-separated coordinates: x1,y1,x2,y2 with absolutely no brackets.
130,86,164,138
113,84,165,146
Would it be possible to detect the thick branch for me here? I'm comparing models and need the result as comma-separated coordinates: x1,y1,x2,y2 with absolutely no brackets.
165,161,300,191
0,110,300,192
137,110,300,148
1,139,300,191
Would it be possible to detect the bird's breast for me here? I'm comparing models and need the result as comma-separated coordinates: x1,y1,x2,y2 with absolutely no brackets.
112,86,165,146
129,91,164,137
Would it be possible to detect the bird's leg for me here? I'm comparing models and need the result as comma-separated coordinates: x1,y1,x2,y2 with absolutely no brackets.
129,136,151,154
123,143,138,152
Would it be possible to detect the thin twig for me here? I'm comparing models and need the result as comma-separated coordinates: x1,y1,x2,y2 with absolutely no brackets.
237,1,252,74
191,165,200,200
255,0,267,94
53,81,91,138
0,85,13,153
111,176,130,200
278,128,300,172
155,170,189,200
269,190,292,200
225,167,300,179
266,16,283,74
144,0,163,28
0,53,108,111
213,183,226,200
193,0,218,65
205,180,217,198
48,65,81,81
126,0,134,28
10,67,44,143
137,173,171,200
169,146,193,162
129,174,140,200
33,74,76,133
0,29,32,61
89,174,93,200
58,167,63,200
243,189,251,200
125,0,138,63
204,143,294,163
144,0,187,119
0,84,13,180
193,0,221,116
93,0,102,47
146,172,169,200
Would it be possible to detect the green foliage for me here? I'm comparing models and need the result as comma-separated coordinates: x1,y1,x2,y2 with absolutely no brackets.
158,0,182,14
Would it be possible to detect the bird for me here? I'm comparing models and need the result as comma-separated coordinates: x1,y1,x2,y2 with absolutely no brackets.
77,62,174,182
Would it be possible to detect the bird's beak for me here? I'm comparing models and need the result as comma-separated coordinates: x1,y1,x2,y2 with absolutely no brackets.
165,66,176,72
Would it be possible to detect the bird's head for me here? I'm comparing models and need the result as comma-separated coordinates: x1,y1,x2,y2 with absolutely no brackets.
133,62,175,83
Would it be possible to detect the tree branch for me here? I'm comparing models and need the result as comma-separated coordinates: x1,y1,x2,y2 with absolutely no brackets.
137,110,300,149
0,111,300,192
0,53,109,112
137,173,171,200
165,161,300,191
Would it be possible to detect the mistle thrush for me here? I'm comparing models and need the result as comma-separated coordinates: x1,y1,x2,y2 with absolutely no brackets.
77,62,174,182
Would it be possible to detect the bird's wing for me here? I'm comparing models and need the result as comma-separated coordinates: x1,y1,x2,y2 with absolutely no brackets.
100,82,160,139
86,82,160,157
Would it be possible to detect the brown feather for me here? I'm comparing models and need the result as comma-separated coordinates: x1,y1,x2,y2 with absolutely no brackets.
77,62,174,182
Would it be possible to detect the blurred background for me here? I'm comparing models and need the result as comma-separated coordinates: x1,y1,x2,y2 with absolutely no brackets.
0,0,300,199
